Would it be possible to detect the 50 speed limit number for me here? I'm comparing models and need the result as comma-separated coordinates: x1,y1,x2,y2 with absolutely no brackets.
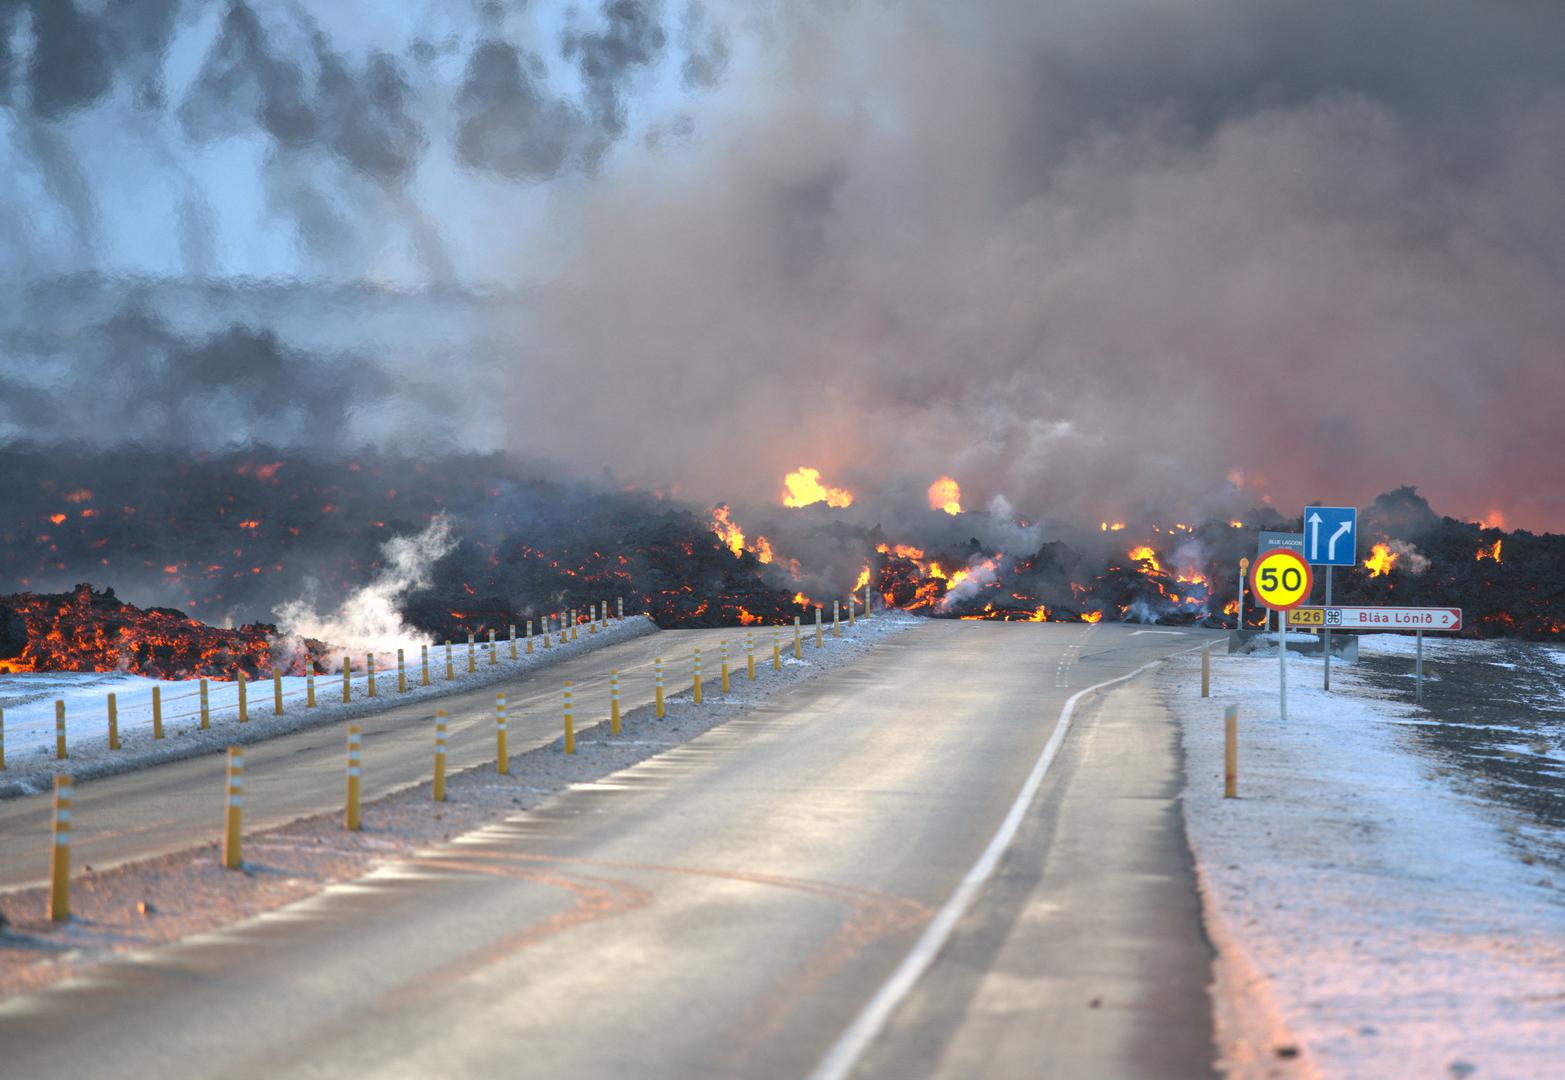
1249,548,1313,611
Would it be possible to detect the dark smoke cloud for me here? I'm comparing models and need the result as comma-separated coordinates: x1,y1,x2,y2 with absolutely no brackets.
3,0,1565,536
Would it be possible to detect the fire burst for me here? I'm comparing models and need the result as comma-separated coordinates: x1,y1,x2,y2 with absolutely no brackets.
781,467,854,509
1476,539,1502,563
928,476,962,515
1364,542,1398,577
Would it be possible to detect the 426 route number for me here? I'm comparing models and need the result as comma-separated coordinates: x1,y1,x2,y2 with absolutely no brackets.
1249,548,1313,611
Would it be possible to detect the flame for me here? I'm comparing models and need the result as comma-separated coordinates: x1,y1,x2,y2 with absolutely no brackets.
710,504,775,563
1082,611,1103,624
1223,600,1239,616
1364,543,1398,577
928,476,962,515
853,565,871,591
781,467,854,509
737,607,763,625
1128,545,1163,573
1230,520,1244,528
1479,510,1506,530
47,512,67,525
793,591,814,607
876,542,926,560
710,504,746,557
1100,522,1126,532
1476,539,1503,563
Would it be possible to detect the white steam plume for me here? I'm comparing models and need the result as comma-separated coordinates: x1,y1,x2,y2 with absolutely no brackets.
274,514,456,655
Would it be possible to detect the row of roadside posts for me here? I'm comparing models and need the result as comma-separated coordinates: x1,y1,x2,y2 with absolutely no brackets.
1246,505,1462,719
39,596,869,923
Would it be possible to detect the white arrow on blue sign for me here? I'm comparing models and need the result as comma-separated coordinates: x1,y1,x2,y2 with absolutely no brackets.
1304,506,1358,566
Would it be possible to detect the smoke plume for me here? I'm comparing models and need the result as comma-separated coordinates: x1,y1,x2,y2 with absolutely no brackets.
4,1,1565,533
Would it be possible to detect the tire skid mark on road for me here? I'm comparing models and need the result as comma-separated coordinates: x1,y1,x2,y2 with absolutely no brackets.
433,850,931,1073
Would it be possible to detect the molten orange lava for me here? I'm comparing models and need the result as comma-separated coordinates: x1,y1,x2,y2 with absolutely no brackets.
781,467,854,509
1364,543,1398,577
928,476,962,516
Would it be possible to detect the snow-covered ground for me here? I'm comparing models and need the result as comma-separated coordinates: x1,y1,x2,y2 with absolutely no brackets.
0,617,655,794
1163,635,1565,1079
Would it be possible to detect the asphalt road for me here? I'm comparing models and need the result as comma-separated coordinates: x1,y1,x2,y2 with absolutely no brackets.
0,621,1220,1079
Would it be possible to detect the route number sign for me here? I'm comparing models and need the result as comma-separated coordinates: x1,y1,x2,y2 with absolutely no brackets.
1250,548,1313,611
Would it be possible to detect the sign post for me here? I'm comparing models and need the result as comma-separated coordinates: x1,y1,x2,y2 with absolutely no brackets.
1237,557,1249,629
1288,606,1461,703
1250,548,1313,724
1302,507,1358,693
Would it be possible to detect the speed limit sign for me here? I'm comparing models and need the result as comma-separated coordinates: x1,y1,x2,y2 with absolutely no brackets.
1250,548,1313,611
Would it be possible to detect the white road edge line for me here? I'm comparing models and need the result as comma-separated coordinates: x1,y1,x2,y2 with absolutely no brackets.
807,640,1210,1080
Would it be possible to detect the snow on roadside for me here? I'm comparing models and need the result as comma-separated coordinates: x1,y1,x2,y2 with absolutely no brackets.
1163,646,1565,1079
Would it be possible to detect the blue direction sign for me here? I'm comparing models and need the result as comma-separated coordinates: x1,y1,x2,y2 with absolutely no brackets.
1304,506,1357,566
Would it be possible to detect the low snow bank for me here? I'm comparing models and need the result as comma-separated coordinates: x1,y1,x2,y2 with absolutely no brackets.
1163,646,1565,1078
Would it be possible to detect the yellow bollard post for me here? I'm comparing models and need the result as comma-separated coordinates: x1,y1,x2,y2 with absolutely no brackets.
655,658,665,718
237,672,248,723
589,604,597,633
693,649,703,705
570,611,578,641
563,682,575,754
833,600,841,638
816,607,824,649
306,665,316,708
107,692,120,750
526,620,534,654
0,706,5,769
342,655,351,703
488,628,498,664
55,699,67,759
795,616,802,659
721,640,730,694
367,653,377,698
610,670,621,734
200,678,210,729
274,668,284,715
773,627,781,672
152,686,163,740
509,624,518,660
421,644,430,686
617,597,624,619
433,710,448,802
467,634,476,673
496,693,509,774
1201,645,1211,698
747,632,756,680
223,748,243,870
345,726,362,831
849,597,856,626
1224,705,1239,798
543,616,553,649
445,641,454,680
49,775,72,922
398,648,407,693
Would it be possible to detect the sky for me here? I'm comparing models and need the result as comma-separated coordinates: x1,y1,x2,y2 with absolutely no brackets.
3,0,1564,532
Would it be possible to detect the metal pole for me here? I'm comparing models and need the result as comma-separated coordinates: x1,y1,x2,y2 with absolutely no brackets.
1415,630,1424,704
1278,603,1288,724
1237,559,1247,629
1323,565,1333,692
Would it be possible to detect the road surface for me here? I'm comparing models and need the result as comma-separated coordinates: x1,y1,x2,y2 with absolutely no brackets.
0,621,1219,1078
